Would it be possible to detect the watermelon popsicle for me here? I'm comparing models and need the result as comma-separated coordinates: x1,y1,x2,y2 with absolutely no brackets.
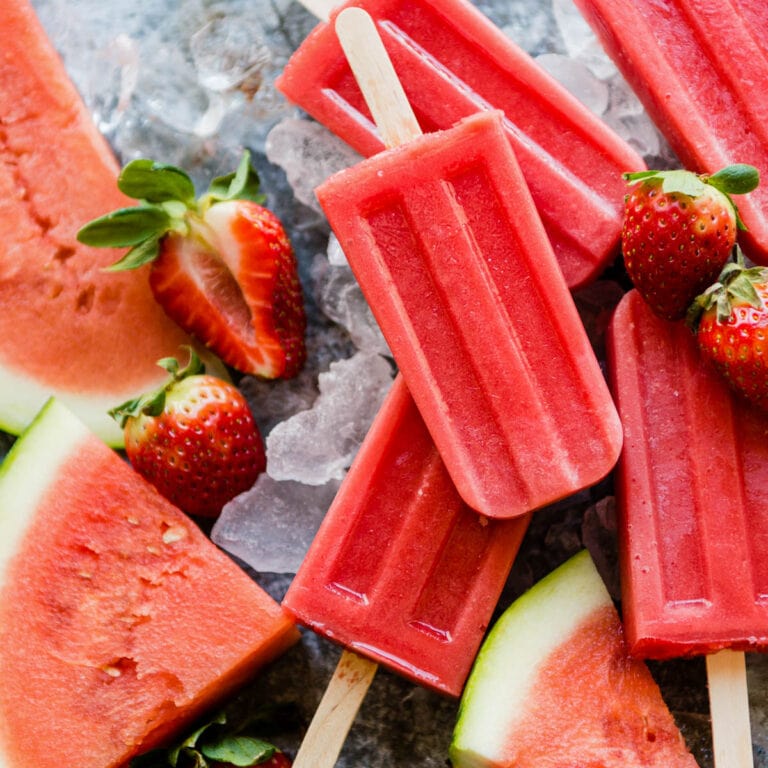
572,0,768,266
607,290,768,767
284,375,530,765
314,10,622,521
277,0,646,290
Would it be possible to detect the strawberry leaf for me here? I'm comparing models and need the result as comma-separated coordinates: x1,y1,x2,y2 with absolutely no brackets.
707,163,760,196
201,736,276,766
205,151,265,205
658,169,708,197
104,236,161,271
77,206,171,248
109,348,205,428
118,159,197,205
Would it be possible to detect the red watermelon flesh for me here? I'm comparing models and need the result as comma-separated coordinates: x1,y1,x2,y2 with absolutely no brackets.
0,399,299,768
0,0,215,445
492,606,697,765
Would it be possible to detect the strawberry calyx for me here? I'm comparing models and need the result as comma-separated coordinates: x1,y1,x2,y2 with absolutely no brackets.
77,152,265,269
686,248,766,331
108,346,205,428
129,699,294,768
623,163,759,230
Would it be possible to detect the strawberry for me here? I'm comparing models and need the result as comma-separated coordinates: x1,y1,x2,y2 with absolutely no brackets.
621,164,759,321
78,152,306,378
110,349,266,518
688,254,768,412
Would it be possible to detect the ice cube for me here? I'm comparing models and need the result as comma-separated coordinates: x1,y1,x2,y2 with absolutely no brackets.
265,118,363,212
265,352,394,485
190,12,272,94
312,252,391,357
211,474,341,574
535,53,609,116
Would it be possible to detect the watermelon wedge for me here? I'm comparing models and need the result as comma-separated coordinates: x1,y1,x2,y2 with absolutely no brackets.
450,550,699,767
0,0,222,446
0,398,299,768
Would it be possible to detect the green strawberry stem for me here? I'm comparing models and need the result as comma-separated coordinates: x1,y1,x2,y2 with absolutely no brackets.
129,698,294,768
623,163,760,230
108,346,205,428
686,247,766,330
77,151,265,270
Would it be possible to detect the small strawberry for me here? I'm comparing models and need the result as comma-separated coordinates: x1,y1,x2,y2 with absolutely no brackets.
621,164,759,321
78,152,306,378
110,348,266,518
687,254,768,411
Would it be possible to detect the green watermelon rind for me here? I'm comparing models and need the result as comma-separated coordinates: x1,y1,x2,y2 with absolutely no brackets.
450,549,611,768
0,398,85,583
0,348,228,449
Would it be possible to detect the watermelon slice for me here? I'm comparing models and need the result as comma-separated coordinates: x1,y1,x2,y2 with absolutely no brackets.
0,0,222,446
0,398,299,768
450,550,699,767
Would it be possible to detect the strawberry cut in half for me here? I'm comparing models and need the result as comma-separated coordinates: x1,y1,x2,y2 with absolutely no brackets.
78,153,306,379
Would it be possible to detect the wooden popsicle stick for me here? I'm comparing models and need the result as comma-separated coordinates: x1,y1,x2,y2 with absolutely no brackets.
291,10,422,767
335,6,423,148
293,649,378,768
706,649,754,768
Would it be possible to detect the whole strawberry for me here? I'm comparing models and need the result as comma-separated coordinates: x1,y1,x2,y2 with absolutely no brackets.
688,255,768,411
78,152,306,379
621,164,759,321
111,349,266,518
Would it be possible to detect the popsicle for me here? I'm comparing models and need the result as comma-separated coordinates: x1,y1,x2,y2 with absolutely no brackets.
313,16,622,521
278,0,646,290
607,289,768,767
284,375,530,764
572,0,768,266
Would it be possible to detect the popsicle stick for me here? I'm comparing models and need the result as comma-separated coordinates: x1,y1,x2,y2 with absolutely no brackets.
335,6,423,147
706,649,754,768
291,12,420,766
293,650,378,768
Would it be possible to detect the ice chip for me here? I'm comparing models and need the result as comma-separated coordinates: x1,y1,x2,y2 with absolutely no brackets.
312,254,391,357
552,0,616,79
265,118,363,212
211,474,341,574
326,233,350,268
265,352,394,484
190,12,272,94
535,53,609,116
240,370,320,437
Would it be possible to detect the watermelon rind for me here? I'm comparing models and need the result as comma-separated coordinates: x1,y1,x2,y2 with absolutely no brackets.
0,348,228,449
450,549,610,767
0,398,84,577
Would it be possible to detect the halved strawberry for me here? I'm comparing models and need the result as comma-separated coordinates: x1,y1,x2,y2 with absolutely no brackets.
78,153,306,378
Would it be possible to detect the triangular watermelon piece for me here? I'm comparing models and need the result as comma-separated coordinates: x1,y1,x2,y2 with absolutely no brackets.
0,0,224,446
450,550,699,767
0,399,299,768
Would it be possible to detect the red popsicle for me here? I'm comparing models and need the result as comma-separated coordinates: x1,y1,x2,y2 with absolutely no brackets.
278,0,646,289
315,103,622,520
573,0,768,265
284,376,530,764
607,289,767,767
